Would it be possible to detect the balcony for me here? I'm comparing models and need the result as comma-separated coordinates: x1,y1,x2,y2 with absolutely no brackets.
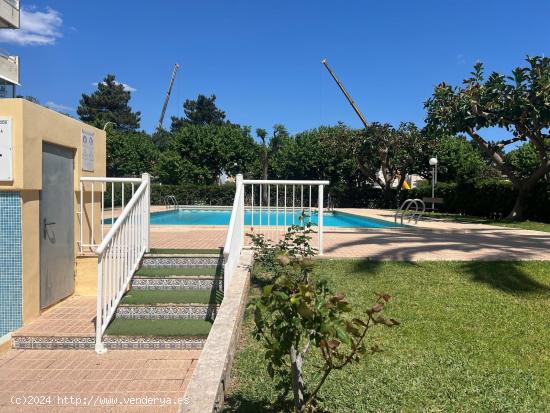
0,0,19,29
0,52,19,88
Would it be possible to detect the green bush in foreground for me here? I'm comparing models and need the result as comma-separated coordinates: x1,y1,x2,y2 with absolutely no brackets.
248,221,398,412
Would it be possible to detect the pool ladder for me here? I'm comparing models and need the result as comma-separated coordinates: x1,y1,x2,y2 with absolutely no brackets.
395,199,425,225
327,193,335,213
164,195,178,209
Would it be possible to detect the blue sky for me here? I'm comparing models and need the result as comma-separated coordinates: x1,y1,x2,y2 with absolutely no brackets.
2,1,549,138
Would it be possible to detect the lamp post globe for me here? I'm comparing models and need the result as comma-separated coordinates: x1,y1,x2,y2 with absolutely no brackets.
429,158,438,210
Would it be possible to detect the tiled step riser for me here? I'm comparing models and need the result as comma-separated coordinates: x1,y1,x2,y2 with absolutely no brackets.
142,256,222,269
131,278,223,291
115,305,218,320
12,336,206,350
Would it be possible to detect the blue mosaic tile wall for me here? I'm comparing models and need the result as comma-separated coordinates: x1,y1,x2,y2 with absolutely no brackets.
0,192,23,337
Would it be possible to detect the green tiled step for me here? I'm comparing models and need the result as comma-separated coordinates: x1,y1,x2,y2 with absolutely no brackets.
135,267,222,278
103,319,212,349
105,319,212,337
120,289,223,305
115,303,219,320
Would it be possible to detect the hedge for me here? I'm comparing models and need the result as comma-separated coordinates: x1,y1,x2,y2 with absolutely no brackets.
410,180,550,222
150,183,236,206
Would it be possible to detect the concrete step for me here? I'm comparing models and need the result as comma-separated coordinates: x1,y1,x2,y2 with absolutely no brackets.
131,276,222,291
115,303,219,320
141,254,223,269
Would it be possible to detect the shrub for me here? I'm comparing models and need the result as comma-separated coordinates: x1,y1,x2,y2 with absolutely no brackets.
249,220,398,412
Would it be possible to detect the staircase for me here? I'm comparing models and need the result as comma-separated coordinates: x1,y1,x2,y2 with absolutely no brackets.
103,249,223,349
12,249,224,350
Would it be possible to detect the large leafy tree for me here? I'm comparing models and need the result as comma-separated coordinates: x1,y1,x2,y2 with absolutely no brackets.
106,129,158,177
430,135,499,183
77,75,141,131
157,124,256,185
171,94,227,130
269,124,359,193
352,122,427,205
505,143,542,181
425,56,550,219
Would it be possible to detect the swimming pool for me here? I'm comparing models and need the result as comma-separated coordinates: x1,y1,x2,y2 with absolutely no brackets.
147,209,401,228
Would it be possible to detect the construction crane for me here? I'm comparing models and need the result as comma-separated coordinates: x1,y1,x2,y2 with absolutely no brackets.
321,58,368,128
157,63,181,130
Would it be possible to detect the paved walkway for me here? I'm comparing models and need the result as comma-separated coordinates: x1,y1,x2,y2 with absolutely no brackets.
12,296,95,339
150,208,550,260
0,349,198,412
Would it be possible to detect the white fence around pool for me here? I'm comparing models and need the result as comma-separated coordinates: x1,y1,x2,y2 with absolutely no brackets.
223,175,329,293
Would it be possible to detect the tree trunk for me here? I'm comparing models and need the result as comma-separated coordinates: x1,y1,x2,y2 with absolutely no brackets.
290,346,305,412
507,189,528,221
262,153,269,205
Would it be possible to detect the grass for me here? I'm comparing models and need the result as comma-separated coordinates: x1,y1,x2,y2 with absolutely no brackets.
149,248,222,255
422,211,550,233
136,267,221,277
120,289,223,305
105,319,213,337
225,260,550,412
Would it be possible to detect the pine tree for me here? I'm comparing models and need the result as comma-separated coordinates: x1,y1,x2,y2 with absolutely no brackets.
170,94,227,130
77,74,141,130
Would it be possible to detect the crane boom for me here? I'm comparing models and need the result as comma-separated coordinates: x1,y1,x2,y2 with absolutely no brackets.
321,58,369,129
157,63,181,130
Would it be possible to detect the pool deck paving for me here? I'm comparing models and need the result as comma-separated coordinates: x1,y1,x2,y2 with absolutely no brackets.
149,207,550,261
3,296,200,412
0,348,198,412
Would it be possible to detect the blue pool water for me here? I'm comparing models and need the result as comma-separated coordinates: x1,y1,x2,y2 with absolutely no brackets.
147,209,400,228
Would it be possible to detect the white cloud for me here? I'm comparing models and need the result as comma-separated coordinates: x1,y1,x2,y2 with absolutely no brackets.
46,101,75,113
93,81,137,93
0,7,63,46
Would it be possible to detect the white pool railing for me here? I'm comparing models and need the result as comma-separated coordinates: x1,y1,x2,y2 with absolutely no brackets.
223,175,329,293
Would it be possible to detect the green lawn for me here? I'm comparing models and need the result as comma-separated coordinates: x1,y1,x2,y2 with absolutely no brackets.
120,289,223,305
105,319,213,337
422,211,550,233
225,260,550,412
136,266,221,277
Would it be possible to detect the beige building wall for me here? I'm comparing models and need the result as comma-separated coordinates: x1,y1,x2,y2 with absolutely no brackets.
0,98,106,324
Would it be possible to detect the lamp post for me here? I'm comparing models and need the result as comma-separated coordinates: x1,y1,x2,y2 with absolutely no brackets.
429,157,438,210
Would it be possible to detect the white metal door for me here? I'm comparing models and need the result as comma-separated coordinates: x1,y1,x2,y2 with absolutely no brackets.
40,143,75,309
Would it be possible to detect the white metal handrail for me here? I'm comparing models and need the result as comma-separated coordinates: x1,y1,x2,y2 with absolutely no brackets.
94,173,150,354
223,175,329,293
223,175,245,294
395,198,425,225
79,176,142,252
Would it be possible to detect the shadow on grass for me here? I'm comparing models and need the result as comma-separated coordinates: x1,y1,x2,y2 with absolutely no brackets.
350,259,420,275
460,261,550,295
223,396,333,413
222,396,291,413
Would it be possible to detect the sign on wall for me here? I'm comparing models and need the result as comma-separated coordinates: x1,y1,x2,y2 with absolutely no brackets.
81,129,94,172
0,117,13,181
